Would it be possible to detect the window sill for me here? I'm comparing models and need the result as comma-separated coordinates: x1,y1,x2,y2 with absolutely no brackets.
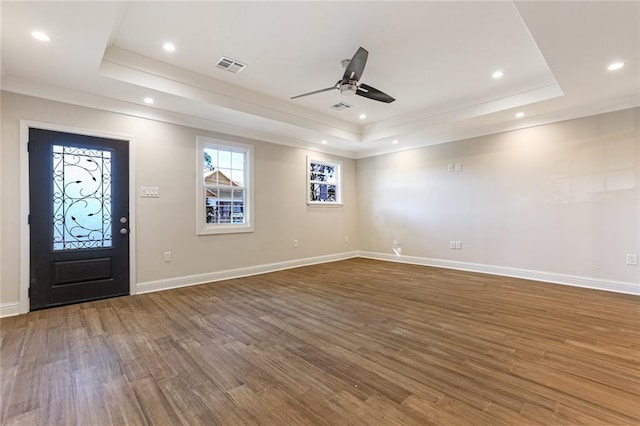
307,202,344,208
198,223,254,235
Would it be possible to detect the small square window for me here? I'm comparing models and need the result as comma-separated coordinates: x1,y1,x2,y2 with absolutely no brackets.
307,157,342,205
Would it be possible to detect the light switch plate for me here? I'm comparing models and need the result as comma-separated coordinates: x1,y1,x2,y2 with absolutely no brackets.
140,186,159,198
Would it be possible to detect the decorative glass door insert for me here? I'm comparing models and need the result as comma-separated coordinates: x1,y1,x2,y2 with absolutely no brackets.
52,145,112,250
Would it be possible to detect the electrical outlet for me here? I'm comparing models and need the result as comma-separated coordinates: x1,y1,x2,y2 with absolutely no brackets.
455,241,462,249
163,251,172,262
449,241,456,249
626,254,638,265
344,236,349,244
447,164,454,172
293,239,298,248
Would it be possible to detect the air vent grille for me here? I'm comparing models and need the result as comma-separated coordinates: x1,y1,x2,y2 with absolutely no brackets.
331,102,352,110
216,57,246,73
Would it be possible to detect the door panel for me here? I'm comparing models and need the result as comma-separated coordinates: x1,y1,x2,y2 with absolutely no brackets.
29,128,129,310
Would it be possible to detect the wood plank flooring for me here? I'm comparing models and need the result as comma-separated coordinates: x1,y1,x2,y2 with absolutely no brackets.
1,258,639,425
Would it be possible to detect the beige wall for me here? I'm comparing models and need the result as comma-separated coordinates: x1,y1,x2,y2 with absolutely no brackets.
2,92,638,306
357,108,640,284
0,92,358,303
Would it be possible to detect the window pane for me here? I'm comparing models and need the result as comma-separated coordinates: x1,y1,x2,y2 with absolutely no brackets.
222,201,233,223
231,189,243,200
232,152,244,169
319,184,328,201
204,148,218,171
205,187,219,223
327,185,336,201
231,190,245,223
231,189,245,223
310,183,320,201
218,150,231,168
218,168,232,186
231,169,244,186
326,167,336,184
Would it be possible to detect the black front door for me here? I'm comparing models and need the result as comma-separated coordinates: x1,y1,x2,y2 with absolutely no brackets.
29,128,130,310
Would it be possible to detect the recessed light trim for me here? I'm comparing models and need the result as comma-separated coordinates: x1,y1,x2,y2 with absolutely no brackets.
392,139,399,145
144,97,154,105
515,111,525,118
607,61,624,71
492,70,504,79
359,113,367,120
163,42,176,52
31,31,50,42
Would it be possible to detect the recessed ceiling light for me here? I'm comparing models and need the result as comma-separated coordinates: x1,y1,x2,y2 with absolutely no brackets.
31,31,50,42
359,113,367,120
163,42,176,52
492,70,504,79
321,140,328,145
392,139,399,145
607,61,625,71
515,111,525,118
144,97,154,105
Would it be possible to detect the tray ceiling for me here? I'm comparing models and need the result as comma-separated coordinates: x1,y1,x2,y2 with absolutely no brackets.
1,1,638,158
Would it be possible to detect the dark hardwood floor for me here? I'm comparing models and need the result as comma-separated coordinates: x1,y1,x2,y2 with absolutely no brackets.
1,258,639,425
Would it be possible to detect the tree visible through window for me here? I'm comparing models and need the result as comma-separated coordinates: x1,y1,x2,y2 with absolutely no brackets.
197,136,253,234
307,158,342,204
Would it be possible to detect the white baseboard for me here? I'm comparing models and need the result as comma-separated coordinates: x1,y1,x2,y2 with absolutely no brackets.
136,251,359,294
4,250,635,317
358,251,639,296
0,302,22,318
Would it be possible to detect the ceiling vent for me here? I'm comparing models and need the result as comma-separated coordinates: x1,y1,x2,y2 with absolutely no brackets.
216,57,246,73
331,102,352,110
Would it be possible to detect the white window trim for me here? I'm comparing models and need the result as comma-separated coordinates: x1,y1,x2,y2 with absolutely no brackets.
197,136,254,235
307,156,343,206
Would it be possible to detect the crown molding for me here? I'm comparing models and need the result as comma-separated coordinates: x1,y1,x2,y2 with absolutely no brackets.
1,77,359,158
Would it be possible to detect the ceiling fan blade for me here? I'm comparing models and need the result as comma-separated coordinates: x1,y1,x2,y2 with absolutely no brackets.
356,83,395,103
342,47,368,84
291,84,339,100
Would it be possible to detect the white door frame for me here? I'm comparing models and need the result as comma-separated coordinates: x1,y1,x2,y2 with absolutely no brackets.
19,120,137,314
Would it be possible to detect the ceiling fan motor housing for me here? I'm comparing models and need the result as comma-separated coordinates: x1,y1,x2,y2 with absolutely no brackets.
340,81,358,95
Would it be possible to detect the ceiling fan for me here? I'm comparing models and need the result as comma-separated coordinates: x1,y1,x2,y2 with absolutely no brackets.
291,47,395,104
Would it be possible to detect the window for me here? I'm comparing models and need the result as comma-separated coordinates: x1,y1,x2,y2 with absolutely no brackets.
307,157,342,205
197,136,253,234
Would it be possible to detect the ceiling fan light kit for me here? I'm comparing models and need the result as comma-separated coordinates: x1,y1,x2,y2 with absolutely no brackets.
341,82,358,96
291,46,395,104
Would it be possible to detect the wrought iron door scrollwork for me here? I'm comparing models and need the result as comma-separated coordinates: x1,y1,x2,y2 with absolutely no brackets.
52,145,112,250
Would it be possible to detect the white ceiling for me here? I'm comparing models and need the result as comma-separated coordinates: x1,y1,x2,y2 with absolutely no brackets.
1,1,639,158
